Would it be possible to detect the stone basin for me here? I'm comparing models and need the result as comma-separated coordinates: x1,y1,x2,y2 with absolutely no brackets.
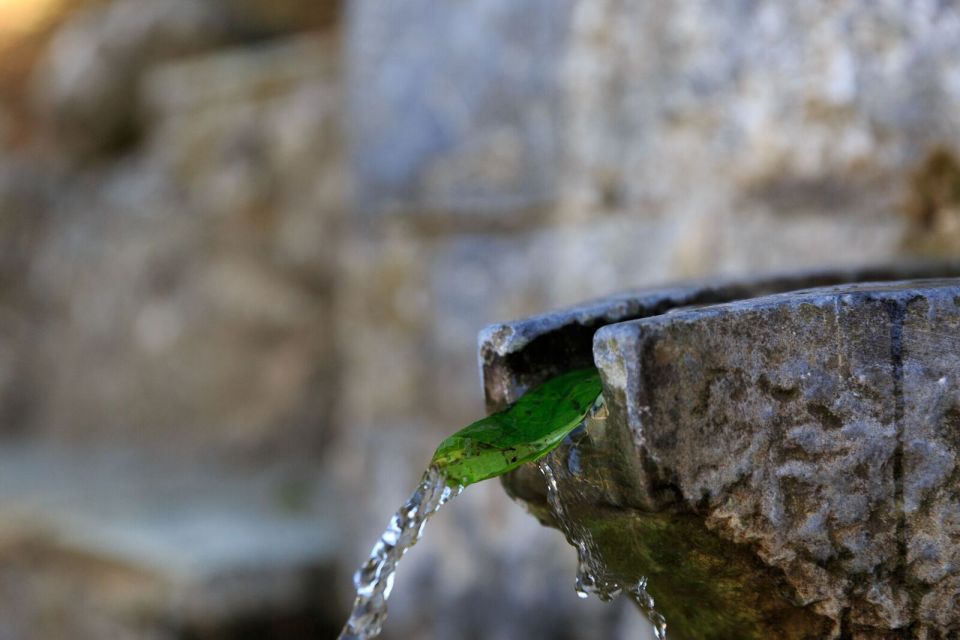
480,264,960,639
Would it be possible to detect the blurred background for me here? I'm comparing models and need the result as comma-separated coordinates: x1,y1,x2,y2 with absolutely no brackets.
0,0,958,638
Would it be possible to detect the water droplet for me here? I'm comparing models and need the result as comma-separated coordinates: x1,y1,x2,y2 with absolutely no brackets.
537,412,668,637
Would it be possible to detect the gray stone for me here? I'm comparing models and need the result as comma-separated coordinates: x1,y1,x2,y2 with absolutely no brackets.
347,0,575,219
488,274,960,638
481,262,960,411
141,34,344,279
347,0,960,244
561,0,960,223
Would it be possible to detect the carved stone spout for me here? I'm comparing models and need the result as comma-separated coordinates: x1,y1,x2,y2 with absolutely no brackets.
481,265,960,639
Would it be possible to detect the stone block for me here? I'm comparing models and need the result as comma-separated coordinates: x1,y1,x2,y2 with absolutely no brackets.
347,0,960,241
482,263,960,411
492,276,960,637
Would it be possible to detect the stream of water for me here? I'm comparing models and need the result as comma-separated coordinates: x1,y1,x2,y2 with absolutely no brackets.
538,452,668,639
339,400,667,639
338,466,463,640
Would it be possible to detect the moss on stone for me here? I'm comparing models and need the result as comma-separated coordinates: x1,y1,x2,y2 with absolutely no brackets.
575,507,832,640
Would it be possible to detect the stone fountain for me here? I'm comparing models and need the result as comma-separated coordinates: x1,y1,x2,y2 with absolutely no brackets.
481,264,960,639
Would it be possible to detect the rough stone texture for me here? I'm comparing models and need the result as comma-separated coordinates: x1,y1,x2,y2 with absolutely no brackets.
494,277,960,638
481,263,960,412
334,232,920,639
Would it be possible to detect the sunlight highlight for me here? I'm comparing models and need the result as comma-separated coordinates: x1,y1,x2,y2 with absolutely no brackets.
0,0,63,40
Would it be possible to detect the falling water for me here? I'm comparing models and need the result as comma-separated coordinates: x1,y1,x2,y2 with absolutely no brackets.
537,408,668,639
339,380,665,639
338,466,463,640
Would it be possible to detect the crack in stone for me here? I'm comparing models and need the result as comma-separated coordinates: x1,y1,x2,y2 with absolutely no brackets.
838,602,853,640
885,298,910,634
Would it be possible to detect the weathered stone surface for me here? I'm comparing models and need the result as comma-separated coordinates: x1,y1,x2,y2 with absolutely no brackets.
25,0,337,159
347,0,960,628
482,263,960,412
493,276,960,638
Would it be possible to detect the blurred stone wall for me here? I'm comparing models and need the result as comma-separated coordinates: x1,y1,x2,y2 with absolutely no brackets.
0,2,350,638
2,1,344,454
0,0,959,639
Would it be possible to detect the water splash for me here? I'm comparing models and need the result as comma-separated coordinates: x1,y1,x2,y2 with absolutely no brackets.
339,379,665,639
537,414,668,638
338,466,463,640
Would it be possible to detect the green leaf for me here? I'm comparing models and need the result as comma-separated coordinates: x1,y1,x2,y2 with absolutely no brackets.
431,368,603,487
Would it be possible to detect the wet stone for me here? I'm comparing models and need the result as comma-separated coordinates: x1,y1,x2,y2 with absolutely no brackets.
486,274,960,638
